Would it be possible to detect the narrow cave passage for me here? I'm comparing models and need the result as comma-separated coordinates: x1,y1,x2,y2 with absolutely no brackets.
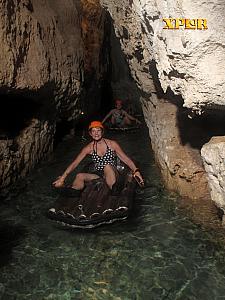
62,1,144,136
54,11,143,145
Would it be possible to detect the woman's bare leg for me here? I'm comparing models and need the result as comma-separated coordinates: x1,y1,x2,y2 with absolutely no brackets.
111,116,116,125
103,165,116,189
123,116,132,126
72,173,100,190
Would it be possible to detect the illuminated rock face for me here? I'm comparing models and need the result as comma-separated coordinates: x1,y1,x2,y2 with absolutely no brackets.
142,99,211,200
100,0,225,112
201,137,225,216
100,0,225,202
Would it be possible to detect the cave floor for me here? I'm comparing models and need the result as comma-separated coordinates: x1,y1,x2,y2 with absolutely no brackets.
1,127,225,300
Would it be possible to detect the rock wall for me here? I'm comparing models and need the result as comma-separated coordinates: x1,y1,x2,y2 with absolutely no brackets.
0,0,108,190
142,97,210,199
0,119,54,189
100,0,225,201
201,137,225,218
100,0,225,113
0,0,84,115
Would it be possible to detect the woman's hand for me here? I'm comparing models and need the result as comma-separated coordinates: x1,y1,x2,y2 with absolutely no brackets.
133,170,144,187
135,119,141,125
52,176,65,188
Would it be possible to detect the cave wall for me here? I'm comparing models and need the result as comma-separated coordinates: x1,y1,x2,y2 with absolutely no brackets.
0,0,83,113
100,0,225,113
0,119,54,189
201,137,225,220
100,0,225,202
0,0,109,190
142,97,210,199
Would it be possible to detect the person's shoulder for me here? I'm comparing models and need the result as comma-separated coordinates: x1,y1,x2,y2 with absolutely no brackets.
106,138,118,148
105,138,114,144
82,142,93,154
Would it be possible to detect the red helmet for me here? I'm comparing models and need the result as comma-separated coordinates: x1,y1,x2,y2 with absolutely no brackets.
88,121,104,130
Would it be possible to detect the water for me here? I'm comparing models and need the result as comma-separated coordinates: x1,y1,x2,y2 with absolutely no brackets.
1,128,225,300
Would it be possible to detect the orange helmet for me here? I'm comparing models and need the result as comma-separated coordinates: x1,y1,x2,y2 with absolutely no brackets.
88,121,104,130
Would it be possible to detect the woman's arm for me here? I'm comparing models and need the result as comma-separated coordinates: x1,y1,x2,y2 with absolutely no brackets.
110,140,144,185
124,110,141,124
52,145,90,187
102,110,113,124
111,140,136,171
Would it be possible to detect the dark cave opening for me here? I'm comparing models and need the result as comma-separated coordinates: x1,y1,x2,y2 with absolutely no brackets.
166,87,225,150
54,120,71,147
99,71,113,119
178,109,225,149
53,119,78,148
0,93,41,139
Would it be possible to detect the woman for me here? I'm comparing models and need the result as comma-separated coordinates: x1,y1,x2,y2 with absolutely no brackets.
52,121,144,194
102,99,141,128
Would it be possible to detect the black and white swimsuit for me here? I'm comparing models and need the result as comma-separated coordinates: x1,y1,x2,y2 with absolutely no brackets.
91,139,117,171
112,109,125,125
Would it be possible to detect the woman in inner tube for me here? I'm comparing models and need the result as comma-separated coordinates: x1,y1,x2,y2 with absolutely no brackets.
52,121,144,195
102,99,141,128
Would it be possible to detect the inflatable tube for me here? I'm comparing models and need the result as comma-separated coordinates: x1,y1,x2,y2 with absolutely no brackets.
47,164,136,229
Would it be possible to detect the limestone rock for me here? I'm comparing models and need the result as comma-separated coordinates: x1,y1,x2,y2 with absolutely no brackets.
0,0,84,116
0,0,108,190
101,0,225,112
100,0,225,201
0,118,54,189
201,137,225,211
142,97,210,199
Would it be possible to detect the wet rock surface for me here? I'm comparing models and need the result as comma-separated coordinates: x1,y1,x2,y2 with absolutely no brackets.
142,98,211,200
201,136,225,216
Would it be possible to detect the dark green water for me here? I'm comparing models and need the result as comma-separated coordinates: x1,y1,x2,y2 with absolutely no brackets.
1,128,225,300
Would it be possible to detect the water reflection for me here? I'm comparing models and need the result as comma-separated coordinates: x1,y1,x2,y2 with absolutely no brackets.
0,128,225,299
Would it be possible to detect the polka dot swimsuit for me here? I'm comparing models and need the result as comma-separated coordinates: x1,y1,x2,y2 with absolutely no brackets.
91,139,116,171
